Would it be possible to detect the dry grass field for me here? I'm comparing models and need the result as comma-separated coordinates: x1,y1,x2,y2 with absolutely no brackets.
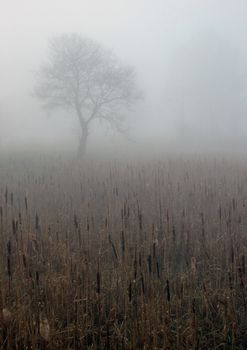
0,155,247,349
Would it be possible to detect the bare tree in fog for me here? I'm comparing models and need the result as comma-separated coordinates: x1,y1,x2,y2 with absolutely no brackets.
34,34,140,156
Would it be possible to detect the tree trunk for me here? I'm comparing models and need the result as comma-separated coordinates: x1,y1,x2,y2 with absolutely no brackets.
78,128,88,158
75,104,88,158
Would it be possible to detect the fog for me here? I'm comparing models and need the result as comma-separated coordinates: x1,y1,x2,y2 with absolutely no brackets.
1,0,247,156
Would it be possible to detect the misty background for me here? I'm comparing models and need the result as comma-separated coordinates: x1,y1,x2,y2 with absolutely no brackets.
1,0,247,155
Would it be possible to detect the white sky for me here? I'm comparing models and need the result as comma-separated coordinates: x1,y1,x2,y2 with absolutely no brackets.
1,0,247,151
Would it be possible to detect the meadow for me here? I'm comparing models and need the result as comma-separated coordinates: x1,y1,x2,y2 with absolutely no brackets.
0,155,247,349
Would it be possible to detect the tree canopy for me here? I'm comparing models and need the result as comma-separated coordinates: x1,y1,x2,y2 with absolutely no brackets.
35,33,141,155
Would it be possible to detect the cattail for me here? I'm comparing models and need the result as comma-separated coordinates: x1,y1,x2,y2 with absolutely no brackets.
166,209,170,231
229,272,233,290
128,281,132,302
147,255,152,274
78,228,81,246
74,214,78,229
12,220,16,236
36,271,39,286
109,235,118,261
180,280,184,299
134,248,137,279
5,187,8,204
141,273,145,294
91,216,95,230
153,242,156,259
238,267,244,289
121,230,125,256
191,257,197,275
22,254,27,268
192,298,196,314
139,252,142,267
25,196,28,211
139,213,143,231
7,240,11,255
201,212,205,238
166,280,170,302
156,261,160,279
123,202,126,217
231,243,234,265
96,271,101,294
238,214,242,224
35,214,39,230
19,212,22,225
172,225,176,243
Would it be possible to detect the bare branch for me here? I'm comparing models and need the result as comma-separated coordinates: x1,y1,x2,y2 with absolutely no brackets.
34,33,142,154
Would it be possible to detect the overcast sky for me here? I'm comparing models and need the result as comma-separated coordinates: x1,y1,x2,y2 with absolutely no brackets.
1,0,247,153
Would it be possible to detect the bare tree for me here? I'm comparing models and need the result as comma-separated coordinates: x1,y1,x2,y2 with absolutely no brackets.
34,33,141,156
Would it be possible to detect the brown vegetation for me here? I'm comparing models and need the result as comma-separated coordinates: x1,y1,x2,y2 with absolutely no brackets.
0,155,247,349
